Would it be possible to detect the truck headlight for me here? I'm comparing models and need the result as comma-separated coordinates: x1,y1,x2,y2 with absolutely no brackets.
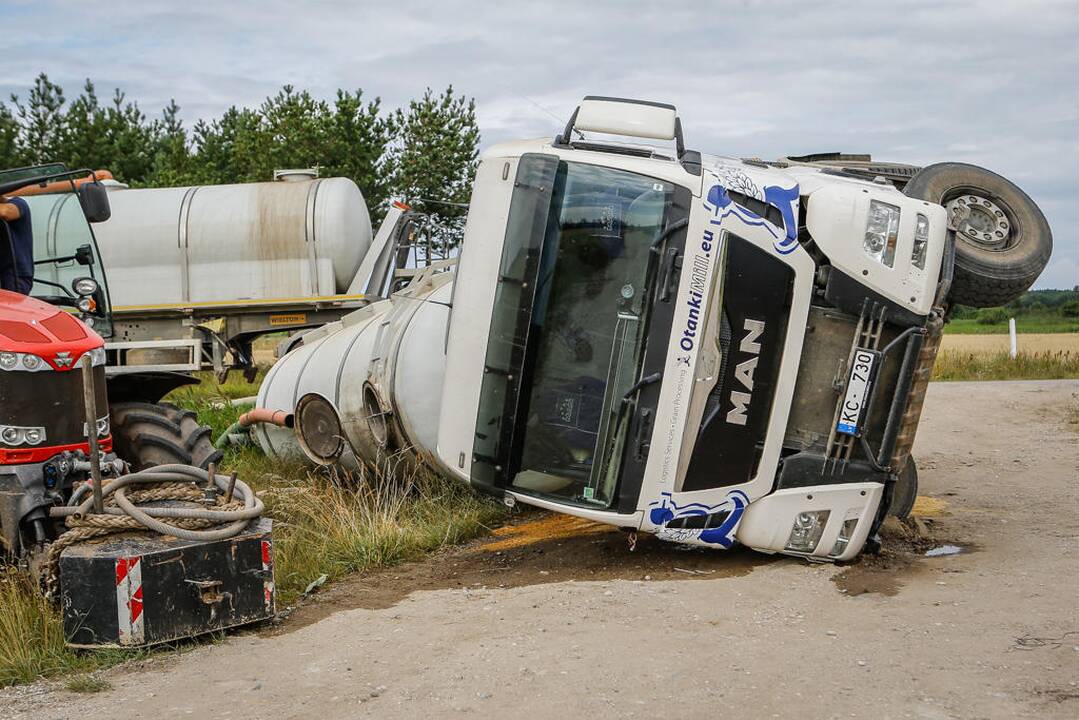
911,213,929,270
785,510,831,553
829,517,860,557
864,200,900,267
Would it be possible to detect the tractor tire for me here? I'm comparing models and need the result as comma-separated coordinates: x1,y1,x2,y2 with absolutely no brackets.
110,402,223,471
903,163,1052,308
887,457,919,519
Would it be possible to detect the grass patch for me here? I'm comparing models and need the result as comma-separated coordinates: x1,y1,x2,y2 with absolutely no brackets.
64,675,111,693
946,315,1079,334
931,350,1079,381
1,371,504,687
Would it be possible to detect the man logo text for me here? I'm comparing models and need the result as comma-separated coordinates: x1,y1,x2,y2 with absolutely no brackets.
726,318,765,426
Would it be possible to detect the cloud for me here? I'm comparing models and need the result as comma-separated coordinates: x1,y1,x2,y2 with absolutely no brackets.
0,0,1075,288
1035,257,1079,291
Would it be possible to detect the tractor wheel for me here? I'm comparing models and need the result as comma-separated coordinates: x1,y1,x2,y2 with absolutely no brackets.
887,457,919,519
110,402,223,471
903,162,1052,308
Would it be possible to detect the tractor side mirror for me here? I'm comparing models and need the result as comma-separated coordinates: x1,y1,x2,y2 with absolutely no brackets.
77,181,111,223
75,244,94,266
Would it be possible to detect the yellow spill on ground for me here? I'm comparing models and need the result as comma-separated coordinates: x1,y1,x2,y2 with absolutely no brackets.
912,496,950,517
480,514,614,552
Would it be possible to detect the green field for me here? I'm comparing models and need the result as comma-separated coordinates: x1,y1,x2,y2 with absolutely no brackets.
945,315,1079,334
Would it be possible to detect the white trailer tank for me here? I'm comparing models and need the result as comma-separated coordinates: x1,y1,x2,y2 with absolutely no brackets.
253,266,452,472
27,174,373,310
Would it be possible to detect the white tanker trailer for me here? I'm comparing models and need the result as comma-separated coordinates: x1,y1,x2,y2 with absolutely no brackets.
254,97,1051,560
22,171,377,379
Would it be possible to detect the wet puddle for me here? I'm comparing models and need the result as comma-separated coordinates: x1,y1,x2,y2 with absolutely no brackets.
269,512,783,635
271,496,969,633
925,544,966,557
833,500,971,597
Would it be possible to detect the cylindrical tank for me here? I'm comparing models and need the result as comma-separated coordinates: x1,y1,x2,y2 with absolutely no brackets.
22,177,372,309
253,270,453,474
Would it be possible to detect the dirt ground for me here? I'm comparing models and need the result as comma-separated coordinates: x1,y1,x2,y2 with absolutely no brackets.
3,379,1078,720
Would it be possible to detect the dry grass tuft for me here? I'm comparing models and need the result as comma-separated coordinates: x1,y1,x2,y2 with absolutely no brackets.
931,350,1079,381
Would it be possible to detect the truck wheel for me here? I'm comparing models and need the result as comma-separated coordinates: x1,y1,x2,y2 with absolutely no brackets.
903,163,1051,308
110,402,223,471
888,458,918,519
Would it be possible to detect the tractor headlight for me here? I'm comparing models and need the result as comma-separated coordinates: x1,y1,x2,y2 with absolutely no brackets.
911,213,930,270
21,353,42,370
88,347,107,366
77,296,97,313
73,277,99,297
0,352,16,370
785,510,831,553
0,425,47,446
864,200,900,267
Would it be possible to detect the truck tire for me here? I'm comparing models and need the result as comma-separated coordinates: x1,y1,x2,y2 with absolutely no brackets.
888,458,918,519
903,163,1051,308
110,402,223,471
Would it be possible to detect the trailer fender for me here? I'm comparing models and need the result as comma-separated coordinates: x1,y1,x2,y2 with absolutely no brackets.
106,371,200,405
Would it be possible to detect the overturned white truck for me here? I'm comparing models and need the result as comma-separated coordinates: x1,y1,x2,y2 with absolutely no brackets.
255,97,1051,561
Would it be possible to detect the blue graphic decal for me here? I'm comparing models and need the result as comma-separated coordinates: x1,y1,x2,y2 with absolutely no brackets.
647,490,750,548
703,179,801,255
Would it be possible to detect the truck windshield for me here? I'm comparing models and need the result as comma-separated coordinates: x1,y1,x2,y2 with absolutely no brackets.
472,154,673,507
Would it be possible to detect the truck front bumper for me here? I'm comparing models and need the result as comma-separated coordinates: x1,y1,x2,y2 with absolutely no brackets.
736,482,883,561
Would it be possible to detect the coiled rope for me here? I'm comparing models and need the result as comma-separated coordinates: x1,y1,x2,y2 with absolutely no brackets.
43,464,263,599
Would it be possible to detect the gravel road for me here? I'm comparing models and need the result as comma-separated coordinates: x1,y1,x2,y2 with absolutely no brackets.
4,379,1078,720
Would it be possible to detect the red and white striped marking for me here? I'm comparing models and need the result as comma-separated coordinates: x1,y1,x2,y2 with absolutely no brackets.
115,556,144,645
261,539,275,613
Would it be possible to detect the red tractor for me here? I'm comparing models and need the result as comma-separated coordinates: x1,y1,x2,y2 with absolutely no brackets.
0,165,221,560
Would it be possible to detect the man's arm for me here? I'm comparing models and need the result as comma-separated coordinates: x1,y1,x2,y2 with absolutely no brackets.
0,200,21,222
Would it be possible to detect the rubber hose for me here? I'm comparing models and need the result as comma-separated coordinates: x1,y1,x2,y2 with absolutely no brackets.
57,464,263,541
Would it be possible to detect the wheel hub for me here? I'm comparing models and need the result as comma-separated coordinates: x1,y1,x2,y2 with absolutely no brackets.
945,194,1011,249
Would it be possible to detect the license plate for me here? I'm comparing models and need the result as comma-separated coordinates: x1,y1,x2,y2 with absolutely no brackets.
836,349,878,436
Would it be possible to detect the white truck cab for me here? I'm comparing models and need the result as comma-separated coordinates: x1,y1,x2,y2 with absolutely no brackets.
257,96,1051,561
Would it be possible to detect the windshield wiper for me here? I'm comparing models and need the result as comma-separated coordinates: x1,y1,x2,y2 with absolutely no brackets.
649,218,688,254
622,371,662,403
644,218,688,305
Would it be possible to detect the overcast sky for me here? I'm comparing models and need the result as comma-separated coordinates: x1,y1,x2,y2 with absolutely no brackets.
2,0,1075,288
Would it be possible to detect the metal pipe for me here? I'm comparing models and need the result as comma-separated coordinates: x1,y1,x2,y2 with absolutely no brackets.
877,332,925,468
80,354,104,515
238,408,294,429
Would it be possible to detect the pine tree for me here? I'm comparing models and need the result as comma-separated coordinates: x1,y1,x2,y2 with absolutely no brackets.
11,73,66,164
0,102,23,168
387,86,480,244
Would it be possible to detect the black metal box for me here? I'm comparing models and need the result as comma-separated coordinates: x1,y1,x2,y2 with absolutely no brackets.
59,519,275,648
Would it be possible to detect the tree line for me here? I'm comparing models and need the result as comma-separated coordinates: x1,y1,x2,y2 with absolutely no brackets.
0,73,480,231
